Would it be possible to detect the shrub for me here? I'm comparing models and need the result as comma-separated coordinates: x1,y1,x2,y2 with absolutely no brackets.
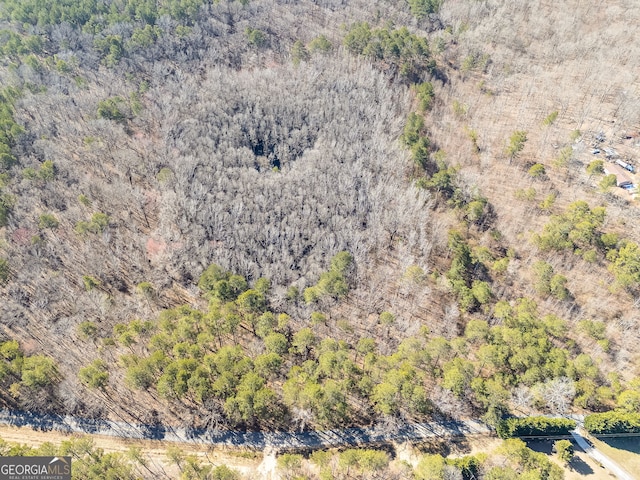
554,146,573,168
533,261,553,296
331,251,353,275
471,280,492,304
94,35,124,65
78,194,91,206
338,449,389,473
534,201,605,253
586,159,604,176
291,40,309,66
245,27,266,47
608,241,640,289
136,282,154,299
285,286,299,302
38,213,59,229
82,275,100,291
211,465,240,480
309,35,332,54
198,264,248,301
79,360,109,389
77,321,98,340
452,99,468,117
467,127,479,153
156,167,173,183
21,355,60,388
528,163,546,178
401,112,424,147
583,411,640,435
505,130,527,160
343,23,433,80
97,97,126,122
277,453,303,471
0,258,9,283
415,82,435,111
38,160,55,181
549,274,570,300
446,455,481,479
407,0,442,18
411,136,430,169
543,111,558,126
303,251,353,303
379,311,395,326
0,144,17,170
577,319,606,341
460,51,491,73
617,389,640,413
90,212,109,231
75,212,109,236
264,333,288,355
465,198,488,225
553,439,574,463
538,193,556,212
303,286,320,303
0,192,14,226
496,416,576,439
599,174,617,192
129,25,160,50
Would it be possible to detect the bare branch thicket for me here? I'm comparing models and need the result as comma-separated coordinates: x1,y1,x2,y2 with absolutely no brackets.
143,57,436,287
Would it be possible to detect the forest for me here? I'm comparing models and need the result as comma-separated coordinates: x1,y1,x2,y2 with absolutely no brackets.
0,0,639,478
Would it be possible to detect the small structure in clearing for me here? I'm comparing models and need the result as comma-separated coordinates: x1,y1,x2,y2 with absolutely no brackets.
604,163,633,188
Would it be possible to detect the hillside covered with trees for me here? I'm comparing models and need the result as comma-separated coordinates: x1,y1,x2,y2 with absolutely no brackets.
0,0,639,471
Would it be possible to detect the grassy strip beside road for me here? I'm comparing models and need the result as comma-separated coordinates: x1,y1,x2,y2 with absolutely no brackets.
589,435,640,479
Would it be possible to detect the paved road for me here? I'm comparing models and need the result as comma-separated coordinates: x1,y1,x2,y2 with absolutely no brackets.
0,409,490,450
571,428,636,480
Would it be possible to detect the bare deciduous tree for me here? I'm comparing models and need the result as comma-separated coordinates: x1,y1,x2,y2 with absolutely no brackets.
511,384,533,413
540,377,575,414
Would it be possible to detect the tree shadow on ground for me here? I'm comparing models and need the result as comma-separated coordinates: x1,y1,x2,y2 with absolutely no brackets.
411,437,472,456
599,437,640,454
526,439,596,476
524,439,555,454
567,455,595,476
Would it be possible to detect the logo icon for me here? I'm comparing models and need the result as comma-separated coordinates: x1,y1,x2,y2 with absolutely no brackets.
0,456,71,480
